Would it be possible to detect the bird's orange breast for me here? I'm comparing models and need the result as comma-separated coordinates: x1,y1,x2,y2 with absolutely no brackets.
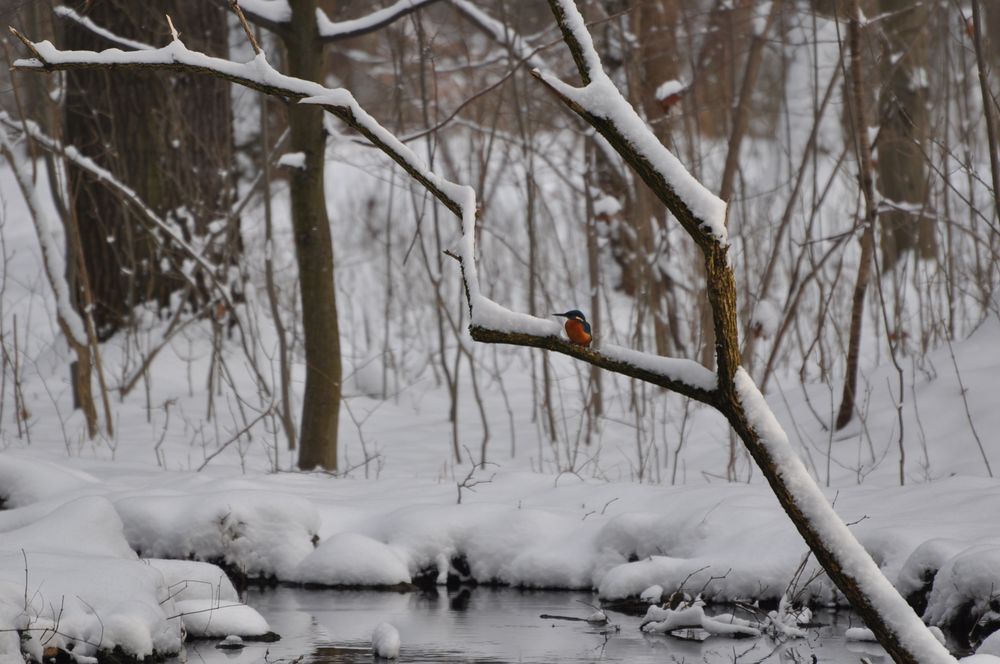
565,319,592,346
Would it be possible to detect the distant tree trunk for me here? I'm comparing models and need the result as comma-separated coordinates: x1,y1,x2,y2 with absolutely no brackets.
690,0,756,140
876,0,935,270
620,0,683,357
971,0,1000,228
285,0,341,471
984,1,1000,66
835,0,879,431
62,0,234,338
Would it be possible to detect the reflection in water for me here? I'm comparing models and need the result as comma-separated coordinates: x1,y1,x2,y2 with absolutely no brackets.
175,586,891,664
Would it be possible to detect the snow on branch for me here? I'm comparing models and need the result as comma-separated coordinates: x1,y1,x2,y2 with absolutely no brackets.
448,0,546,70
235,0,441,42
315,0,441,40
535,0,728,246
9,23,722,404
53,6,154,51
733,369,956,662
0,128,87,347
0,110,235,314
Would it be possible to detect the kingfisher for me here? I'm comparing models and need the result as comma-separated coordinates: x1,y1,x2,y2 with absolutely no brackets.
553,310,592,347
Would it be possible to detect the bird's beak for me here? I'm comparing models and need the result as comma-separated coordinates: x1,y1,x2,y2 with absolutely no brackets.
552,313,567,317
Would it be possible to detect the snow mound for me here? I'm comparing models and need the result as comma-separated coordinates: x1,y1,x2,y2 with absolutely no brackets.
924,542,1000,626
640,584,663,604
0,496,136,559
174,599,271,638
371,621,400,659
978,630,1000,656
0,497,182,662
115,490,319,578
0,455,98,508
897,538,968,601
846,627,877,641
149,559,270,638
293,533,410,586
0,552,181,662
146,558,239,603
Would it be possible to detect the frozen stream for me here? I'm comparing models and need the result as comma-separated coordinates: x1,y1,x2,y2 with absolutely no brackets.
177,587,903,663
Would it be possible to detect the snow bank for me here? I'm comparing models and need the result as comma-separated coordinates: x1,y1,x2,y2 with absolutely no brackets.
292,532,410,586
0,500,182,662
0,490,273,661
5,453,1000,641
115,490,318,578
173,599,271,639
147,558,239,604
0,456,98,508
924,542,1000,626
979,630,1000,656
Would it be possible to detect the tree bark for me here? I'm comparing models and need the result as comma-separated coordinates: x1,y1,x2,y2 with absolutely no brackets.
62,0,234,338
876,0,935,270
835,2,879,431
971,0,1000,227
285,0,341,471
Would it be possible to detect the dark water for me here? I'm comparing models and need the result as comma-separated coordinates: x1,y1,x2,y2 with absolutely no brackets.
180,586,893,664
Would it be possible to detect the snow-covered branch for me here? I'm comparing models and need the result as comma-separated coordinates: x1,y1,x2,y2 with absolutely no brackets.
0,110,235,315
535,0,727,246
448,0,546,70
53,6,155,51
0,129,86,348
236,0,441,42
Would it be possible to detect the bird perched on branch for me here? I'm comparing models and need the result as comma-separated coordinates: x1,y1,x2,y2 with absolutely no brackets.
553,310,592,347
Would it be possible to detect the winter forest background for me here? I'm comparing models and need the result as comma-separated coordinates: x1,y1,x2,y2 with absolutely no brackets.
1,0,1000,663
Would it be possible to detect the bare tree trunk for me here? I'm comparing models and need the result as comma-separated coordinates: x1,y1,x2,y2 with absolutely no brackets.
286,0,341,470
62,0,234,337
971,0,1000,225
718,0,780,203
876,0,935,270
628,2,682,358
835,1,879,431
